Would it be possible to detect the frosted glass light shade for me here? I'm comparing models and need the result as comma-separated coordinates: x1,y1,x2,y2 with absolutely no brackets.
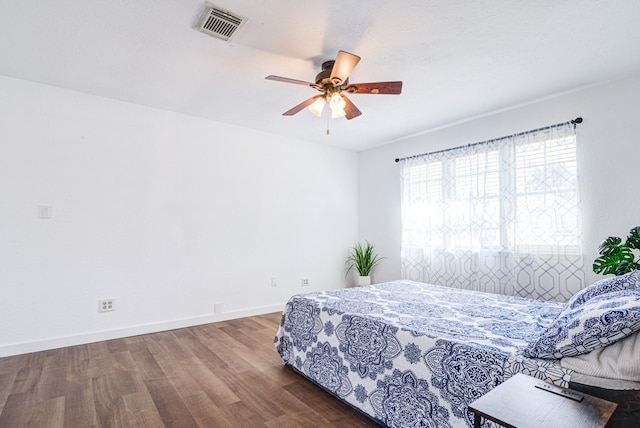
308,97,326,117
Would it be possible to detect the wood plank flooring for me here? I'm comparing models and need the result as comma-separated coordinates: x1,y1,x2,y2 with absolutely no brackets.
0,312,380,427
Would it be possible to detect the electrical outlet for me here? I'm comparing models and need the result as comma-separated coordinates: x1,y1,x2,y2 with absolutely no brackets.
271,277,278,287
98,299,115,312
301,278,309,287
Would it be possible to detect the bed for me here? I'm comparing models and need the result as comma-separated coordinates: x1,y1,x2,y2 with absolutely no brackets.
274,272,640,427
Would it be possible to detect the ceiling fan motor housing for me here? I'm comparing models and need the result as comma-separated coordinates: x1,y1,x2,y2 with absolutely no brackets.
315,60,348,88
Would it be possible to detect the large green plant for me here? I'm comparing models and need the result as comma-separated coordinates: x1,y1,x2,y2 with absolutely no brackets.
593,226,640,275
346,241,384,276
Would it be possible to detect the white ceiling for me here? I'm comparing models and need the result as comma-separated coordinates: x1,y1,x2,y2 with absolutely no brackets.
1,0,640,151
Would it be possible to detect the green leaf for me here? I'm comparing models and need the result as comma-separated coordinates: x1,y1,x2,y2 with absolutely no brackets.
597,236,623,256
593,247,634,275
593,256,619,275
615,260,635,276
626,226,640,250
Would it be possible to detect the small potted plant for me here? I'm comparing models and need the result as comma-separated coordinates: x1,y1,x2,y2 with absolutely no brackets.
346,241,384,286
593,226,640,275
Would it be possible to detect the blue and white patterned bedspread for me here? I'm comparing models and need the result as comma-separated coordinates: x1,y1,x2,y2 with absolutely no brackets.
274,280,573,428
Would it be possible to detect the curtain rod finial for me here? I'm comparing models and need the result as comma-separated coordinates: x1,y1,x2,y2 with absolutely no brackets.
571,117,583,129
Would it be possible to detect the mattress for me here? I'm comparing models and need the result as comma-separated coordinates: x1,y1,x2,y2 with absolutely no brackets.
561,330,640,390
274,280,573,427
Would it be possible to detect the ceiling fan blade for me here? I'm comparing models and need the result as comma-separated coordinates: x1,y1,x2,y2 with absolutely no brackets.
344,81,403,95
341,94,362,120
330,50,361,85
282,95,324,116
265,75,316,87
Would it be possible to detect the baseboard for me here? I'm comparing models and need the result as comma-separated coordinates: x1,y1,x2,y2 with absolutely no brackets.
0,303,285,357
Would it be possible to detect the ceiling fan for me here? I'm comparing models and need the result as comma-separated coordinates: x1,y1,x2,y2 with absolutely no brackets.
265,50,402,121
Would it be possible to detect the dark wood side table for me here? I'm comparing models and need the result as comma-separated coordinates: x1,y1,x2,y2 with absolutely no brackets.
468,373,618,428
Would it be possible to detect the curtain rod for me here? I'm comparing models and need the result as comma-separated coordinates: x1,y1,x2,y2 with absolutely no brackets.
394,117,583,163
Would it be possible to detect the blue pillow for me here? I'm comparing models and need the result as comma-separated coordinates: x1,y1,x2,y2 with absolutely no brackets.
524,289,640,359
564,270,639,310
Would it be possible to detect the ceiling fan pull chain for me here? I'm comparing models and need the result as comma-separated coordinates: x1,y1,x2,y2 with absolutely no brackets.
326,107,331,135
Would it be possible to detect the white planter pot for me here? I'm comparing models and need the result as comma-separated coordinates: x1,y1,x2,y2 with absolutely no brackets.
358,275,371,286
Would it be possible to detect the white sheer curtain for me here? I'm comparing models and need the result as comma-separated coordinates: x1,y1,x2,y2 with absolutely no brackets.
400,122,585,301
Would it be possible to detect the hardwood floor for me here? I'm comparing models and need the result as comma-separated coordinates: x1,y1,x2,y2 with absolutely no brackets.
0,312,380,427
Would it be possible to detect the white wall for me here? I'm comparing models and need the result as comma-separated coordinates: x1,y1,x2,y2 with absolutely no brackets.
359,74,640,287
0,75,359,356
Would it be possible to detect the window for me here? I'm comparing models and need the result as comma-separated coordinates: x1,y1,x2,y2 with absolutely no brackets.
514,136,579,247
400,122,584,301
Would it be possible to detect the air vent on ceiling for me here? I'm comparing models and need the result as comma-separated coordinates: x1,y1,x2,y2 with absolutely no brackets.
193,2,248,43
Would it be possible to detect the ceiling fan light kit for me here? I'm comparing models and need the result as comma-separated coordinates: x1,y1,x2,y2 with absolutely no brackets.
265,50,403,123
